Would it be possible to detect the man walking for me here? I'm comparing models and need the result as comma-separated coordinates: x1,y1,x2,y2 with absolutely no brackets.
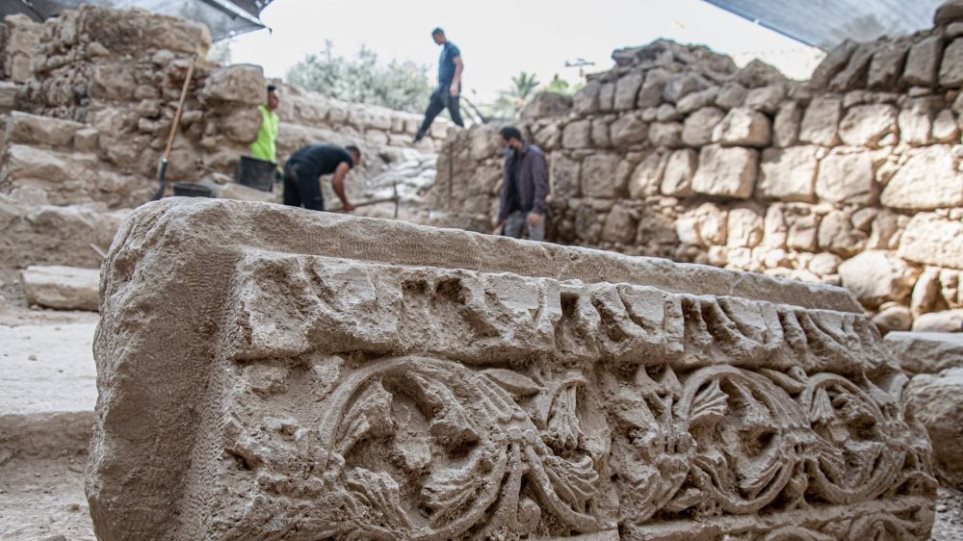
414,27,464,142
250,84,280,163
494,126,549,241
282,143,361,212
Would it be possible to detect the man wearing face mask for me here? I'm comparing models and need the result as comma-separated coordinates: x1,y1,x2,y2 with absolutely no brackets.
493,126,549,241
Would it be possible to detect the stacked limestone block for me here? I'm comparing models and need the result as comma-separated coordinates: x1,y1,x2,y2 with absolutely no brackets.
433,4,963,333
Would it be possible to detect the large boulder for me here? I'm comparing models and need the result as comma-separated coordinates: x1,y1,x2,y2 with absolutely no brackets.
520,92,573,119
837,104,898,147
202,64,265,106
20,265,100,311
814,149,876,205
711,107,771,147
799,97,842,146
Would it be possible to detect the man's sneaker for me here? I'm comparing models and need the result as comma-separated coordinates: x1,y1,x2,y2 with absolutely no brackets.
413,131,425,143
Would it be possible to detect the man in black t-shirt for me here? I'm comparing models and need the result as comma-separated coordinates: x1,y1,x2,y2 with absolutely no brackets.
414,27,465,142
282,144,362,211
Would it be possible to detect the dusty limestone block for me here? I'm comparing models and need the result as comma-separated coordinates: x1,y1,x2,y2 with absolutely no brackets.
691,144,758,199
881,145,963,210
711,107,771,147
90,198,936,541
838,251,919,309
837,104,898,147
899,213,963,269
202,64,265,105
799,97,842,146
21,265,100,311
757,146,820,202
815,149,876,205
939,37,963,88
903,36,943,87
887,332,963,488
682,106,725,147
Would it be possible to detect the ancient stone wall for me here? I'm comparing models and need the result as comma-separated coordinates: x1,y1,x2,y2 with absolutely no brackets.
432,11,963,334
0,5,445,268
89,197,936,541
0,6,445,202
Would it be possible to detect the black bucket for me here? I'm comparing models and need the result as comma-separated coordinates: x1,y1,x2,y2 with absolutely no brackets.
236,155,276,192
172,182,213,198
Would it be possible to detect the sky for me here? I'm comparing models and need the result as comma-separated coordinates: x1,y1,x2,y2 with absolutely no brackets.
225,0,825,104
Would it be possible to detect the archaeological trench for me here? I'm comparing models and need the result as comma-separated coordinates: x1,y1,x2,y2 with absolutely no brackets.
1,2,963,541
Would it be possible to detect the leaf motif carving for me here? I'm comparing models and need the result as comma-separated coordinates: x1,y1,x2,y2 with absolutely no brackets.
481,368,543,396
689,379,728,427
337,380,395,455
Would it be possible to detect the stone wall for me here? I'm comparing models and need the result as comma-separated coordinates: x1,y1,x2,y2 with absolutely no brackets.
432,10,963,334
0,6,445,206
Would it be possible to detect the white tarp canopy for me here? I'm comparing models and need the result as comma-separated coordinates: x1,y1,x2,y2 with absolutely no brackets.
2,0,274,40
703,0,944,50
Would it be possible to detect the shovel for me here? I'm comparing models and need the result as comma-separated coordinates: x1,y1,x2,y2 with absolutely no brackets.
151,54,197,201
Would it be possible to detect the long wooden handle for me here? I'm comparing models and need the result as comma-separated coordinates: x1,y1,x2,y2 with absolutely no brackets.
162,54,197,161
328,196,399,213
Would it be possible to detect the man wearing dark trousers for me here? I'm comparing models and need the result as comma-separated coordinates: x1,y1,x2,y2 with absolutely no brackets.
493,126,549,241
282,144,361,212
414,27,464,142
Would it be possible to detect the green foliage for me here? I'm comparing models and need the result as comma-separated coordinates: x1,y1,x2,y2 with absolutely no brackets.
287,41,433,113
485,72,581,120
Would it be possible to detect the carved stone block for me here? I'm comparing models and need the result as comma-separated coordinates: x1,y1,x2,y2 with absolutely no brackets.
89,199,937,541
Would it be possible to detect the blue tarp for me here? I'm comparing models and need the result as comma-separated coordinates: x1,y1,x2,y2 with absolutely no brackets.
703,0,944,50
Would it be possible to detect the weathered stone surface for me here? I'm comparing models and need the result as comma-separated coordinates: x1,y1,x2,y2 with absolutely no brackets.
887,331,963,375
913,309,963,332
714,82,747,109
882,145,963,209
648,121,682,148
574,80,601,115
691,145,758,199
660,148,697,197
899,213,963,269
712,107,771,147
940,38,963,87
581,153,622,198
20,265,100,312
676,87,718,114
838,251,919,309
810,41,857,89
520,92,573,120
936,0,963,26
815,150,876,205
550,153,581,199
598,81,616,112
592,118,612,148
898,99,936,145
905,366,963,487
838,104,898,147
563,120,592,149
744,85,785,114
818,210,867,257
931,108,960,142
610,113,648,148
758,146,820,202
662,73,709,103
202,64,265,105
89,199,936,541
872,304,912,334
868,41,910,90
614,72,644,111
628,152,667,198
830,43,874,91
772,101,801,148
904,36,943,87
637,69,670,109
799,97,842,146
681,106,725,147
5,112,83,148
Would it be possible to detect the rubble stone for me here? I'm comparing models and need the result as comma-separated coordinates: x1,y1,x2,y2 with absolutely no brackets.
939,38,963,87
799,97,842,146
837,104,898,147
21,265,100,311
904,36,943,87
712,107,771,147
660,149,697,197
899,213,963,269
838,251,919,308
681,106,725,147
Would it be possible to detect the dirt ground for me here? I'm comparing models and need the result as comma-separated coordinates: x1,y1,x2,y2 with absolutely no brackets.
1,295,962,540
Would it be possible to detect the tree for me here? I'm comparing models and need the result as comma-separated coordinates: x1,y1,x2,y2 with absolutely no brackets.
490,71,541,119
287,42,433,113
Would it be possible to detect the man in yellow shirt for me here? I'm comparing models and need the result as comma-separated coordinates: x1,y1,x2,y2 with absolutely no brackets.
250,84,280,162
